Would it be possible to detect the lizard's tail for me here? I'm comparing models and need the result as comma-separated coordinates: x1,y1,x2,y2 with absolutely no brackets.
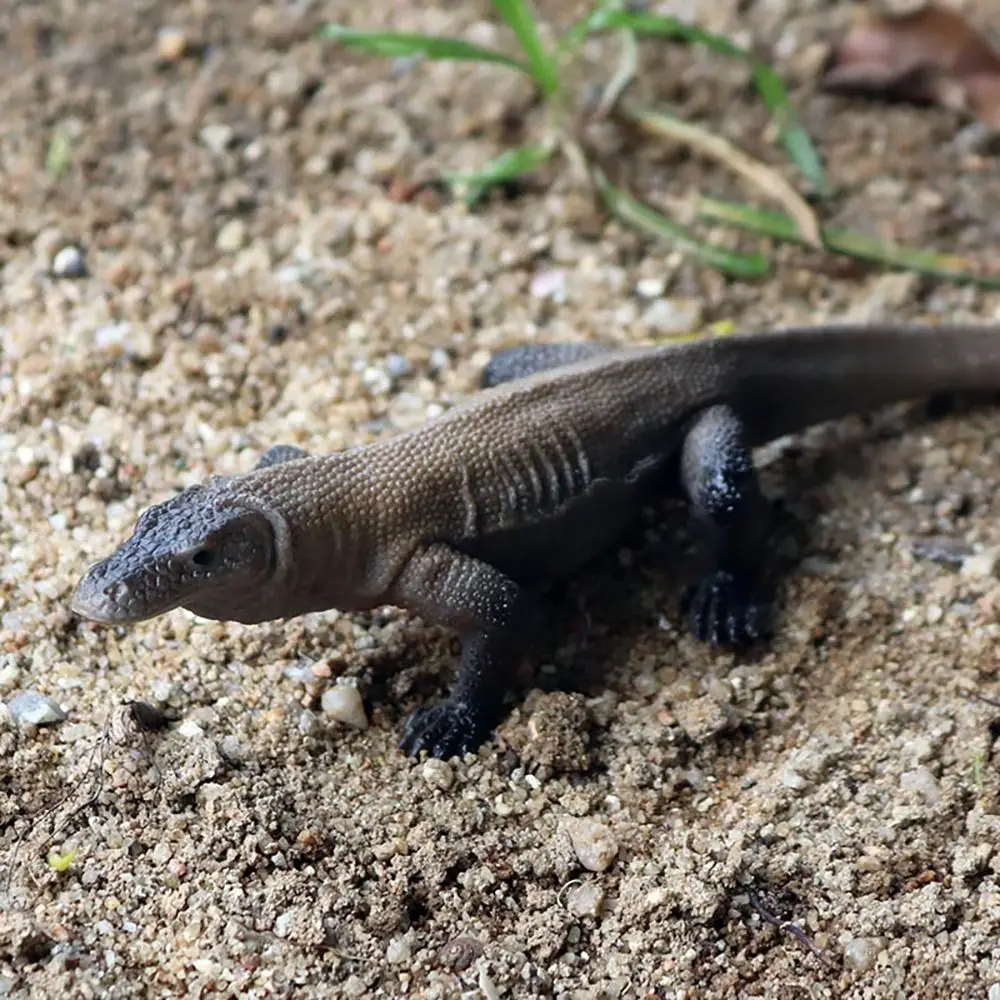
730,322,1000,446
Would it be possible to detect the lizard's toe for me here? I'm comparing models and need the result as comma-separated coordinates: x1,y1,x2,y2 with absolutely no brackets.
683,570,771,648
400,700,490,759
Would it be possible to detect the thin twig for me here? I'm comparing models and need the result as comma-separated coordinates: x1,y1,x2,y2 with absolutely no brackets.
748,892,836,968
619,100,822,248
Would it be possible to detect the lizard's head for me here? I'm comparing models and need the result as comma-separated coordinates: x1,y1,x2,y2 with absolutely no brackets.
71,484,280,625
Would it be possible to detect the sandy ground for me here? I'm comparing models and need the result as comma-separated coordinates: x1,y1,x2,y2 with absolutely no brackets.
3,0,1000,997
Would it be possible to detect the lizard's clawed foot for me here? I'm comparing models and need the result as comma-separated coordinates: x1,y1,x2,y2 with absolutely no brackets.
682,570,771,647
400,699,492,759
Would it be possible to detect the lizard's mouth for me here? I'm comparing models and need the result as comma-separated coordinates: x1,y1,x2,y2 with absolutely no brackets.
70,561,183,625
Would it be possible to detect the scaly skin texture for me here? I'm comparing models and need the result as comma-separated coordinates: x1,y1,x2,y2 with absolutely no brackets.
72,323,1000,757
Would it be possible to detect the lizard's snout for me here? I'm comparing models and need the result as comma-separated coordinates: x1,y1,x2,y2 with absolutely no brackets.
70,560,152,625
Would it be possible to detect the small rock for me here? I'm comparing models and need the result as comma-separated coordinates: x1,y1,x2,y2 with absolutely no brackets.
200,123,235,154
361,366,392,396
321,684,368,730
156,26,189,62
988,983,1000,1000
215,219,247,253
385,936,411,965
428,348,451,374
7,691,67,727
961,549,1000,581
565,881,605,918
640,298,703,336
267,65,304,100
900,766,941,804
635,277,666,299
780,768,809,792
273,911,295,938
421,758,454,791
384,353,413,380
672,694,734,743
530,269,567,302
51,245,87,279
563,817,618,873
842,936,884,973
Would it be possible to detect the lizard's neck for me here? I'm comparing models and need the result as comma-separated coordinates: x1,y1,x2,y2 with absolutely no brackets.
235,452,391,619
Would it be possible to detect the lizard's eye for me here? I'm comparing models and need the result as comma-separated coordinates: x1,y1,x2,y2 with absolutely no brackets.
191,547,218,568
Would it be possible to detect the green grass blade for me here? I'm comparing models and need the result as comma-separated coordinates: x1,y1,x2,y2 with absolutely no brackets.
592,168,771,278
45,128,73,180
447,142,555,205
318,25,530,74
584,10,828,196
490,0,559,96
697,197,1000,288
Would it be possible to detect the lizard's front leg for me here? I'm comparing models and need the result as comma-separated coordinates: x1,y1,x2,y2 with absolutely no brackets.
391,543,539,759
680,404,773,646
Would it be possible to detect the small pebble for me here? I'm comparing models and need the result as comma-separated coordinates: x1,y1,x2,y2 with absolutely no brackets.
780,768,809,791
51,245,87,279
385,936,411,965
428,348,451,374
7,691,67,727
563,817,618,873
384,353,413,380
361,366,393,396
215,219,247,253
529,269,567,302
900,766,941,804
842,937,883,973
321,684,368,730
988,983,1000,1000
640,298,703,335
961,549,999,580
635,277,666,298
156,26,189,62
200,123,235,154
421,758,454,791
565,881,605,918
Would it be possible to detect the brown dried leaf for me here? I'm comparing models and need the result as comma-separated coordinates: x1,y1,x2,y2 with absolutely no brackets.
822,3,1000,127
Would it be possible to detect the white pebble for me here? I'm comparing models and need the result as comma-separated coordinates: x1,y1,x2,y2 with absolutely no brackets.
635,277,666,298
640,298,703,335
842,936,883,972
780,768,809,791
565,881,605,918
321,684,368,730
563,817,618,873
7,691,67,726
900,766,941,804
988,983,1000,1000
361,367,392,396
200,123,235,154
385,936,411,965
51,245,87,279
961,549,999,580
156,26,189,61
421,758,454,791
530,269,567,302
216,219,247,253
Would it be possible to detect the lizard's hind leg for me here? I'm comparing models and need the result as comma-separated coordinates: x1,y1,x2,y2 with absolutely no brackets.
679,404,775,647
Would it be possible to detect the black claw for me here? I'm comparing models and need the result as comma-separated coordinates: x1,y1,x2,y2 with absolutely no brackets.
683,570,770,648
400,700,491,759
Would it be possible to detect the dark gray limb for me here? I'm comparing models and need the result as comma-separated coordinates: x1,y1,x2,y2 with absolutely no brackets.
680,404,773,646
391,543,540,758
481,342,614,388
255,444,310,470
